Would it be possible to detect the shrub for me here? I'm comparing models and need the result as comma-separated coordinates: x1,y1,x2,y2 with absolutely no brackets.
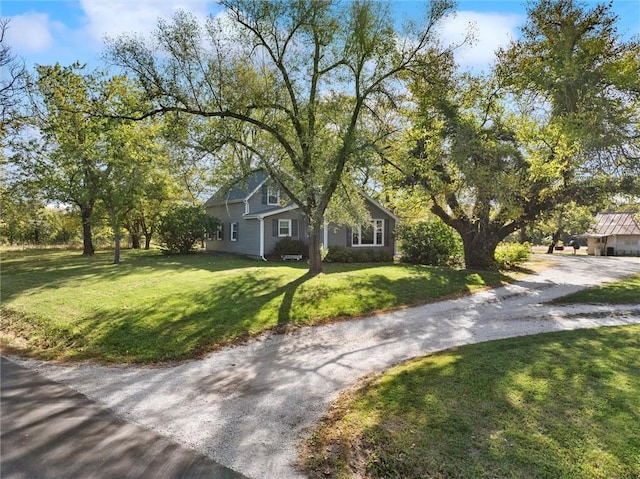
495,242,531,269
158,205,219,254
272,237,308,258
324,246,393,263
395,220,463,266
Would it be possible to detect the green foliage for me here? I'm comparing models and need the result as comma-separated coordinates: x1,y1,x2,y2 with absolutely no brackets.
389,0,639,270
495,0,640,215
157,205,219,254
12,63,184,258
395,220,463,266
0,177,82,245
107,0,456,273
390,71,538,270
494,242,531,270
497,0,639,145
303,326,640,479
272,237,307,258
553,272,640,305
532,201,596,250
0,248,508,362
324,246,393,263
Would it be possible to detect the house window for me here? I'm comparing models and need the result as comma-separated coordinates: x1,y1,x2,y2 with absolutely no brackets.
278,219,291,237
353,219,384,246
215,224,223,241
267,187,280,205
230,222,238,241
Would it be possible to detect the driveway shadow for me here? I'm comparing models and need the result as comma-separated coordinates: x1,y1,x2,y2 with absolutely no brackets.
0,357,247,479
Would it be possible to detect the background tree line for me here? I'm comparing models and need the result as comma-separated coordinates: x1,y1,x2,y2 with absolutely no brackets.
2,0,638,270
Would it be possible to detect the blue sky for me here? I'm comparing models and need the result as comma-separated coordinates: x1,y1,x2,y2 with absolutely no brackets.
2,0,639,72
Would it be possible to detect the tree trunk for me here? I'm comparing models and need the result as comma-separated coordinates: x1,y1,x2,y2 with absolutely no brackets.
124,218,143,249
307,225,323,275
130,233,141,249
81,206,95,256
460,230,501,270
546,229,562,254
113,229,121,264
110,209,121,264
141,219,153,250
144,233,152,250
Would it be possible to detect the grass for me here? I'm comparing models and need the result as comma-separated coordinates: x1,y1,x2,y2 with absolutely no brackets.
0,248,512,363
301,325,640,479
552,272,640,305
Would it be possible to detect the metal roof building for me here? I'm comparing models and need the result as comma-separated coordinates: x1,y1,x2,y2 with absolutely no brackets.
581,212,640,256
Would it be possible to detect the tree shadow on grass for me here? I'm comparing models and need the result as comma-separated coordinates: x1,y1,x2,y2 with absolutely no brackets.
3,249,517,363
303,326,640,479
5,268,317,363
319,268,511,312
0,248,309,303
2,259,515,363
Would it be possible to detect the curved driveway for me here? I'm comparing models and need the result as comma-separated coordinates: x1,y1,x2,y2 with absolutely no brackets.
10,255,640,479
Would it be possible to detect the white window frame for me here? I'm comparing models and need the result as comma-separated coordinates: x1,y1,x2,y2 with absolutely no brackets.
267,186,280,205
278,219,292,237
352,219,384,247
230,222,238,242
215,225,223,241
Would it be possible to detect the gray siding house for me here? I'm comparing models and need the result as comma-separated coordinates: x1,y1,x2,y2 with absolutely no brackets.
204,170,398,259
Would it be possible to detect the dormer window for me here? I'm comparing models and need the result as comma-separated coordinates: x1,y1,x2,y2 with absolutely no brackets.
267,186,280,205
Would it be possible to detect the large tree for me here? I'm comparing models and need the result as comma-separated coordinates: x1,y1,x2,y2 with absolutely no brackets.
101,120,165,263
496,0,639,186
106,0,455,273
388,0,639,269
387,73,562,269
91,75,169,263
18,64,170,258
23,63,108,255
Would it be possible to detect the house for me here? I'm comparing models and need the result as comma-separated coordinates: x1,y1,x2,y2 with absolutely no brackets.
204,170,398,260
580,212,640,256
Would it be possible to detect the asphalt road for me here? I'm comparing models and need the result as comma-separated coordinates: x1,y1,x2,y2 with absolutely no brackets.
5,255,640,479
0,357,247,479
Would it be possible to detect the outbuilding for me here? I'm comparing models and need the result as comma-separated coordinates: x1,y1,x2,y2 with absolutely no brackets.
580,212,640,256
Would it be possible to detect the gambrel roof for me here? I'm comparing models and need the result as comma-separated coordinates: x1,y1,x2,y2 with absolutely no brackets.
586,212,640,237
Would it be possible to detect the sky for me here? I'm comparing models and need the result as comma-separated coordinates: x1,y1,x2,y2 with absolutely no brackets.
2,0,639,73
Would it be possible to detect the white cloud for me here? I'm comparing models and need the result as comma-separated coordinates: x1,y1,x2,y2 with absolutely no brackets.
78,0,212,42
4,12,55,53
439,11,523,71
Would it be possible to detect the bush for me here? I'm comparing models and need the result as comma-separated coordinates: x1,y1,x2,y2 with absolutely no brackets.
324,246,393,263
395,220,463,266
158,205,219,254
495,242,531,269
272,237,307,258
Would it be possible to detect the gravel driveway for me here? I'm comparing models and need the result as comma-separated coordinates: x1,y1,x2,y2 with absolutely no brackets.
11,255,640,479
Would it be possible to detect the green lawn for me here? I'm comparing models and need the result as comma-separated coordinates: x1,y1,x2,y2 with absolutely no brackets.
302,325,640,479
552,272,640,304
0,248,510,363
